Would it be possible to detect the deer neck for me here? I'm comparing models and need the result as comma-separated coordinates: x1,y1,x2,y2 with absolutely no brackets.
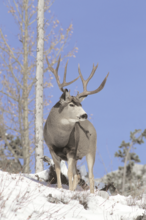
47,107,76,147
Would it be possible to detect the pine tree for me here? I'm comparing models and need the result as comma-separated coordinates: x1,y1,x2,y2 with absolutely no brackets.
102,129,146,195
116,129,146,193
0,131,22,173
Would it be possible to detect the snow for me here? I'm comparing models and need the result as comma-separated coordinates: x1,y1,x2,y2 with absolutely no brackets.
60,160,68,177
79,165,87,178
0,170,145,220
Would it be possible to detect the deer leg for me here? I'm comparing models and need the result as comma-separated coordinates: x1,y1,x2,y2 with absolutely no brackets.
86,153,94,193
55,166,62,188
72,161,78,191
50,150,62,188
67,157,75,191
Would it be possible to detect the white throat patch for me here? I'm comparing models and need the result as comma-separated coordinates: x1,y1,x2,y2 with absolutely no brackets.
60,119,70,125
68,118,79,123
60,118,78,125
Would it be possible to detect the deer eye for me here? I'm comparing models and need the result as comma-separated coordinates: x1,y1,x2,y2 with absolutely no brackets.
69,103,75,107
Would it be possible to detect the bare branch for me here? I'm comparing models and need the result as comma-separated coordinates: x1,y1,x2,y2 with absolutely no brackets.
44,0,55,12
0,29,23,69
13,0,25,23
29,18,37,26
0,55,23,89
0,90,18,102
28,78,36,94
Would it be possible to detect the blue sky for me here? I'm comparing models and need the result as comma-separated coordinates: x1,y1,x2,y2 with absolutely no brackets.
0,0,146,177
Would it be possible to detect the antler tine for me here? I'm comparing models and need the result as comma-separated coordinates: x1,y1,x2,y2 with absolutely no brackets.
56,55,61,73
46,56,62,90
87,72,109,95
77,62,109,98
46,56,80,92
78,64,87,92
60,60,80,89
78,64,84,83
63,60,68,84
78,63,98,93
87,63,98,84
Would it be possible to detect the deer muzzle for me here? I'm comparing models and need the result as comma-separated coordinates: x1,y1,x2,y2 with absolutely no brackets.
79,114,88,120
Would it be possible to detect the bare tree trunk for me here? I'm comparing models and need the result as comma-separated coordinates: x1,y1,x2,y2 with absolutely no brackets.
22,0,30,173
35,0,44,172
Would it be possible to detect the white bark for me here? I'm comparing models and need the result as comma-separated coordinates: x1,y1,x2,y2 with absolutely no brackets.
35,0,44,172
23,0,30,173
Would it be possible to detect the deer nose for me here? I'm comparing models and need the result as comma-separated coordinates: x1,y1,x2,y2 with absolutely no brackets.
80,114,88,119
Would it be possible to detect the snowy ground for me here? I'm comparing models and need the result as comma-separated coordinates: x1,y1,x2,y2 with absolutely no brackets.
0,170,146,220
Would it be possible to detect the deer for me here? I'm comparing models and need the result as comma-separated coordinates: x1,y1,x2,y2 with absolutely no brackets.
44,56,109,193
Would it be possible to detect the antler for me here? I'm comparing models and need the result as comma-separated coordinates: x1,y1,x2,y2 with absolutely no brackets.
46,55,80,92
77,63,109,98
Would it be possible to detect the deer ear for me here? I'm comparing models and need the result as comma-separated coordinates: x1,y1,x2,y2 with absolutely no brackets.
65,90,71,101
59,89,69,101
78,95,87,103
59,89,71,106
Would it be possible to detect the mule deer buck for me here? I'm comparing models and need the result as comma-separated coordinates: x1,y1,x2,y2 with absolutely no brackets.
44,56,109,193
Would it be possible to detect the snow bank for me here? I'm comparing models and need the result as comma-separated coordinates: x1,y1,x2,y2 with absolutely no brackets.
0,170,145,220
